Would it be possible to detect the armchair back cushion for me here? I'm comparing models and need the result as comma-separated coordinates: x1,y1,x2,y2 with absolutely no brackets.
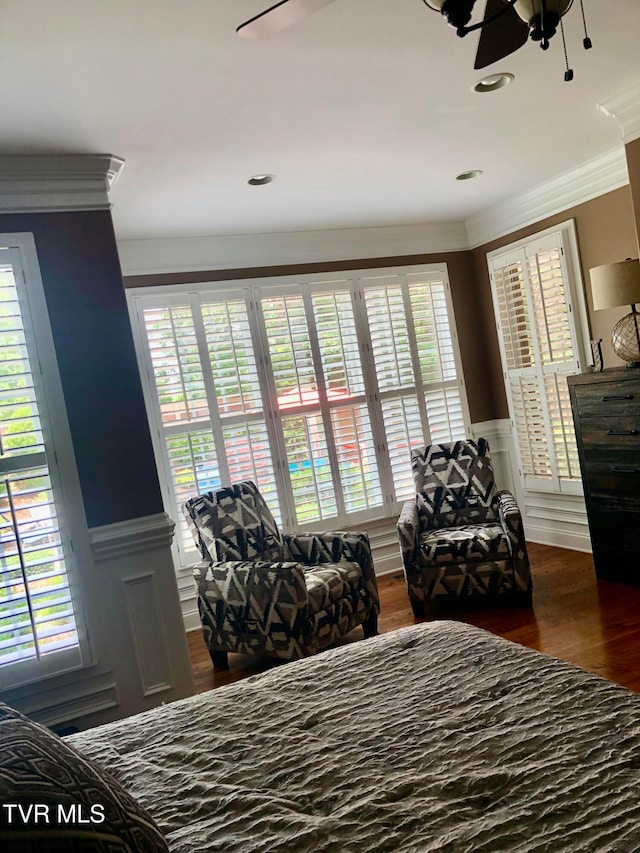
183,481,284,562
412,439,498,530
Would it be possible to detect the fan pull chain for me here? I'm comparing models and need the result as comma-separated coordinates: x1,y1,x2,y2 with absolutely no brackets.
559,14,573,81
580,0,592,49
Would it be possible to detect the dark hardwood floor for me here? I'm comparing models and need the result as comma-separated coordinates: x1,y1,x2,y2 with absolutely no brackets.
187,542,640,694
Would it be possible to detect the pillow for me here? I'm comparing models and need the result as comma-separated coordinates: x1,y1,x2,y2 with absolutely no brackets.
0,701,168,852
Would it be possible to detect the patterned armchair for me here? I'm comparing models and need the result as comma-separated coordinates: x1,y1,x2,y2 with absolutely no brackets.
397,439,531,618
183,481,380,669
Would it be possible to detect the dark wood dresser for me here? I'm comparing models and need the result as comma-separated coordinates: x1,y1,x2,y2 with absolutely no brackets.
568,368,640,584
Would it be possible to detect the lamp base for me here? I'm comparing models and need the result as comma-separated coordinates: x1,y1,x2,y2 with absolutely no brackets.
612,310,640,366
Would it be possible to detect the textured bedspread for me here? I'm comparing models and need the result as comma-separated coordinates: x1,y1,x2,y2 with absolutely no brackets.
68,622,640,852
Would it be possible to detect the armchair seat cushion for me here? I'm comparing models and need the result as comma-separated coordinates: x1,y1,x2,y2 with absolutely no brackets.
419,521,511,566
304,561,363,613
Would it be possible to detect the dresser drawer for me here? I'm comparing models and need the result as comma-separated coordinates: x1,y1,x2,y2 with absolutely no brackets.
579,415,640,450
590,509,640,566
573,378,640,418
583,451,640,502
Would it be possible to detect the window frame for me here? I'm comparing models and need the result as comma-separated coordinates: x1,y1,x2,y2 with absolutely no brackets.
0,233,93,689
487,219,590,496
128,263,471,567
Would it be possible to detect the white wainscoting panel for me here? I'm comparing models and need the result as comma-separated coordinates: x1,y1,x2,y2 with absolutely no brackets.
85,512,195,720
519,490,591,553
123,572,174,697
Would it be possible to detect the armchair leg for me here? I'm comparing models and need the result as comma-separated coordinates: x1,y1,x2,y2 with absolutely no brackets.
410,598,425,619
209,650,229,670
363,612,378,639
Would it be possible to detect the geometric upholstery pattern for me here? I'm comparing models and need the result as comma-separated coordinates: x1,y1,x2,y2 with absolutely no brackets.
412,440,498,530
184,481,380,666
397,439,532,617
0,701,168,852
419,522,511,564
183,481,284,562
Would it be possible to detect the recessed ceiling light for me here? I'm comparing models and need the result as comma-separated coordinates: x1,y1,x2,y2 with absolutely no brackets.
456,170,483,181
473,73,514,93
248,174,275,186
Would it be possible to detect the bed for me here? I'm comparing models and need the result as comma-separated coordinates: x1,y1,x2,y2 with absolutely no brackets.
3,621,640,851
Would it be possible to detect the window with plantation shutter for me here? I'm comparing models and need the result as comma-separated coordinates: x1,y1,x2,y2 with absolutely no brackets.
0,241,88,688
258,282,383,527
488,224,587,494
129,264,470,565
359,271,467,502
141,293,279,562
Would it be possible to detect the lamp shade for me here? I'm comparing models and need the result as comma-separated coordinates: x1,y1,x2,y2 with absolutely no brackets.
590,259,640,311
513,0,573,24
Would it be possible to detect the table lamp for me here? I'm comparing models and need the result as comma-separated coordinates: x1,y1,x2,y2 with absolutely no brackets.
590,258,640,367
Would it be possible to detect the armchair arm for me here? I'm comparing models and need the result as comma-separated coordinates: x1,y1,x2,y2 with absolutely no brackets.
283,530,379,609
494,490,531,592
193,559,309,658
397,500,420,580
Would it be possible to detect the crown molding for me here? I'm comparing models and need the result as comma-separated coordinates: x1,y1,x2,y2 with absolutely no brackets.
120,147,629,274
0,154,125,214
598,80,640,145
464,148,629,249
117,221,470,276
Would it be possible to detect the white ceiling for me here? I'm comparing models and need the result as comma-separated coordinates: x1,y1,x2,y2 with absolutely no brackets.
1,0,639,241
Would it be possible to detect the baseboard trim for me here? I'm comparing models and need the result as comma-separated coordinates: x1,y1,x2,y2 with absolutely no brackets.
525,526,593,553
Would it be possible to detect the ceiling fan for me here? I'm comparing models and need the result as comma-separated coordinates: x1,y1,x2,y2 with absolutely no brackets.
237,1,591,78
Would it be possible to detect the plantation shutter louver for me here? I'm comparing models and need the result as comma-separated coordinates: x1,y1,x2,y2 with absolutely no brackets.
0,249,84,687
489,230,583,493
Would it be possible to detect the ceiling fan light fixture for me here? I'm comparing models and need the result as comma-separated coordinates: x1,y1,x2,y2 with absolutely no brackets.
248,174,275,186
456,170,483,181
473,72,514,93
513,0,573,39
423,0,477,33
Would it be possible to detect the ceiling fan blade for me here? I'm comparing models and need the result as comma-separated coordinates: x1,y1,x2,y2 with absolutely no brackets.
474,0,530,70
237,0,336,40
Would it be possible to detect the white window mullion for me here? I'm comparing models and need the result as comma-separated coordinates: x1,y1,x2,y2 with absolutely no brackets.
401,277,432,445
252,288,303,531
302,285,346,519
352,280,397,512
189,293,230,487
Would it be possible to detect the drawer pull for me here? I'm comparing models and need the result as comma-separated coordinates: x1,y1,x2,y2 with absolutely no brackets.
606,429,639,436
610,466,640,474
602,394,634,401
